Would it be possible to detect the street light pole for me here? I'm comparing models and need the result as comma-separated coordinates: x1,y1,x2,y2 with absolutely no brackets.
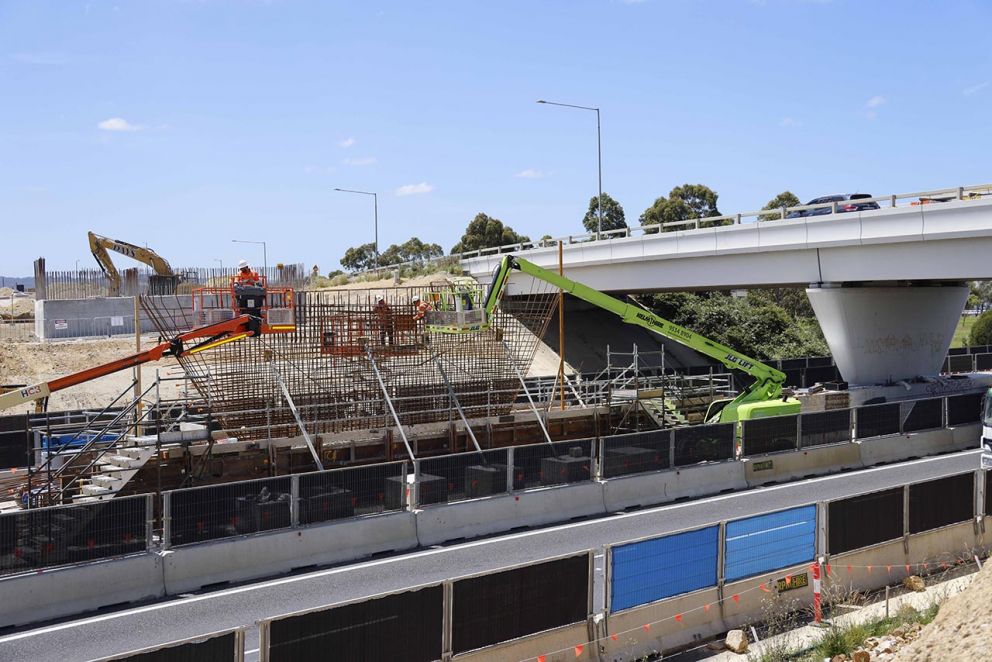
537,99,603,237
334,188,379,270
231,239,267,276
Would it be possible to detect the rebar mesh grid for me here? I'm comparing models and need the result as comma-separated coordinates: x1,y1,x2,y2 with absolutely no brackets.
143,277,559,441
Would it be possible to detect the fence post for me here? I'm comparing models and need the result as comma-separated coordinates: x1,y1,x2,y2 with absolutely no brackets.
796,413,803,451
852,407,859,441
816,501,828,558
162,491,172,550
505,447,515,493
716,520,727,603
442,581,454,661
290,473,300,527
902,484,911,554
145,494,154,551
411,459,421,510
593,438,602,480
669,429,676,469
258,620,271,662
942,397,948,429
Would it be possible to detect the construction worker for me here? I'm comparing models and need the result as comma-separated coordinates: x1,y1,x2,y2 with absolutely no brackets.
412,294,433,321
373,296,394,346
235,259,261,287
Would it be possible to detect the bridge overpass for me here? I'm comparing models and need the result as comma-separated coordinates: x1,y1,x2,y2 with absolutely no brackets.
460,185,992,386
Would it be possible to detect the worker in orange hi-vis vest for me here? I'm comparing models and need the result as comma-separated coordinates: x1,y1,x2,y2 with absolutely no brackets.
412,294,433,321
235,259,261,287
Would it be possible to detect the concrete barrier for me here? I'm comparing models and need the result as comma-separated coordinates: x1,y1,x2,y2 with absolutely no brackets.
859,424,979,467
602,461,747,513
163,511,418,594
452,621,593,661
0,553,165,628
35,295,192,340
744,443,864,487
415,482,607,547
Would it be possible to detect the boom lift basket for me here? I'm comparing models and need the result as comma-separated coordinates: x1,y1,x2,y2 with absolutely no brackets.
192,276,297,333
423,278,488,334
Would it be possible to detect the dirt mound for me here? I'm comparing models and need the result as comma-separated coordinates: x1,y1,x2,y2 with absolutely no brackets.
892,560,992,661
0,294,35,319
0,337,184,413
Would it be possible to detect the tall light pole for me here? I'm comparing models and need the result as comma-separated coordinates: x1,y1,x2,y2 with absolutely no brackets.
537,99,603,237
231,239,267,276
334,188,379,270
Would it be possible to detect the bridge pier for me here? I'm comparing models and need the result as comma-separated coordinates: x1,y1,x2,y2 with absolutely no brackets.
806,283,968,385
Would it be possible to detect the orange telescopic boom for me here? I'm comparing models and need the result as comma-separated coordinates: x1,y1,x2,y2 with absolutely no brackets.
0,315,261,413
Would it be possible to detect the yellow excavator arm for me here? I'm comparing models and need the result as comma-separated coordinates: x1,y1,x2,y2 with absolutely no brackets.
88,231,176,297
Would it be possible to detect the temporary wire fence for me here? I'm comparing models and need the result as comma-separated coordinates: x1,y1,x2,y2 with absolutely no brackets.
827,487,904,554
513,439,595,488
166,476,292,547
418,449,510,504
854,402,901,439
740,415,799,456
673,423,735,465
94,628,245,662
0,494,149,577
908,472,975,534
800,409,852,448
601,430,670,478
298,461,406,524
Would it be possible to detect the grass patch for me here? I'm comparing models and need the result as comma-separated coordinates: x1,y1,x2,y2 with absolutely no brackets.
952,315,977,347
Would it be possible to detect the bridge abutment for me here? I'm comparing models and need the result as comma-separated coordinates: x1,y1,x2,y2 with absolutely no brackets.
806,283,968,385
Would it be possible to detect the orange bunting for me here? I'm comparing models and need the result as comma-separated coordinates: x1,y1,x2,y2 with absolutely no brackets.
674,614,683,623
940,562,949,569
704,603,711,612
759,583,771,593
574,644,584,657
886,565,892,574
867,565,873,573
784,574,792,585
923,562,929,570
826,564,832,576
610,634,618,642
642,623,651,632
538,656,546,662
905,564,911,572
732,594,740,603
847,565,853,574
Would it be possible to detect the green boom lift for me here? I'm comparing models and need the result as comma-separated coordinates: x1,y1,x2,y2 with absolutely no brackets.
477,255,800,424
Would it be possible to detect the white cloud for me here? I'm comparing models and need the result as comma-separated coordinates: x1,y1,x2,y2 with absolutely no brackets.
342,156,377,166
779,117,802,128
97,117,141,132
339,137,355,148
515,168,545,179
395,182,433,196
865,95,886,108
963,81,989,96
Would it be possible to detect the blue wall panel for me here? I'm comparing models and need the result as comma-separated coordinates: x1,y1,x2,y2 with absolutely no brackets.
724,505,816,582
610,526,719,612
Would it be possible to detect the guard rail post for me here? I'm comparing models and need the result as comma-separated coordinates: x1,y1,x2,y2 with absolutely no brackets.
162,491,172,549
504,449,514,494
145,493,154,550
290,473,300,527
796,413,803,451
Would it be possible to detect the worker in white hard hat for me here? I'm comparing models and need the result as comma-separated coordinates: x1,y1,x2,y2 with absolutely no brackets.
412,294,433,321
235,259,261,286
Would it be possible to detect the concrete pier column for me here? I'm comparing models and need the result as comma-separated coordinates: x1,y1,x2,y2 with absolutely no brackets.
806,283,968,386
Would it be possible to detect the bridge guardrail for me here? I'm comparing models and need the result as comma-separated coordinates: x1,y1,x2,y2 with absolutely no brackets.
347,183,992,276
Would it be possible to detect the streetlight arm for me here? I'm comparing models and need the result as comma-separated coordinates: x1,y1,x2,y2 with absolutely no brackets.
537,100,599,112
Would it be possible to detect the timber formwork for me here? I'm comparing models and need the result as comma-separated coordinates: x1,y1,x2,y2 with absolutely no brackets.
142,280,559,441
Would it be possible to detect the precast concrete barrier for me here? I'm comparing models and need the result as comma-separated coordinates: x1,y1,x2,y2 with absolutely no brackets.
744,442,864,487
601,461,747,513
415,482,607,548
858,424,979,468
163,510,418,594
0,553,165,628
452,621,593,661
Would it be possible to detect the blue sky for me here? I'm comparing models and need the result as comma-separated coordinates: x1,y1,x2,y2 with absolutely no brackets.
1,0,990,274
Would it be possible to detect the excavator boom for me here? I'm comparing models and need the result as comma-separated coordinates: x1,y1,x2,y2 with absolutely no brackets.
88,231,177,297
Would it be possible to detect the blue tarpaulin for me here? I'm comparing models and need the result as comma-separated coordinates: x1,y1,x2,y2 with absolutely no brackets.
609,525,719,612
724,505,816,582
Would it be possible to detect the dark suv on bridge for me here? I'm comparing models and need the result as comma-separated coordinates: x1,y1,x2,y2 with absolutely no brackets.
786,193,880,218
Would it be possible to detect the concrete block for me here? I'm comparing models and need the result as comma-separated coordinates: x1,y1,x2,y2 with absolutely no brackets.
415,482,606,547
859,428,965,467
0,553,165,628
163,511,418,594
452,621,592,661
744,443,863,486
602,461,746,512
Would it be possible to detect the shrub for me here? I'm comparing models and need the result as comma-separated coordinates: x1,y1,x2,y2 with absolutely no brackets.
970,310,992,346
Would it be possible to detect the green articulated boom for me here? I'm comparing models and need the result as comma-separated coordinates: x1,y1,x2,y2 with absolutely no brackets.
481,255,800,426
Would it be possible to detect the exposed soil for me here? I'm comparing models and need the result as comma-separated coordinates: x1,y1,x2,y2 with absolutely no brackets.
892,560,992,661
0,337,185,413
